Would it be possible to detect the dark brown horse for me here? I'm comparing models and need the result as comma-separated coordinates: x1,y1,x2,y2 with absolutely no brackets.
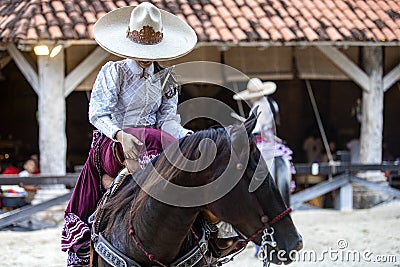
92,114,302,266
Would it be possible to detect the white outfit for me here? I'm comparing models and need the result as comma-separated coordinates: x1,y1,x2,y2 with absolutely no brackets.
89,59,190,140
250,97,276,135
347,139,360,163
18,170,30,177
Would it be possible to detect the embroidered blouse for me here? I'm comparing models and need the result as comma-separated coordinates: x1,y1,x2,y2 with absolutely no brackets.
89,59,190,139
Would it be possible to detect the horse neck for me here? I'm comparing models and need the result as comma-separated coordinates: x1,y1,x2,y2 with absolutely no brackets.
128,191,200,265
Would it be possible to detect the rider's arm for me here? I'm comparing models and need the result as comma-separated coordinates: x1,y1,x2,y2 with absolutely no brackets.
156,93,192,138
89,62,122,140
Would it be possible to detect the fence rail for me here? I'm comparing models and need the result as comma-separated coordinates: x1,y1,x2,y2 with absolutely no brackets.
294,162,400,175
291,163,400,210
0,173,78,186
1,164,400,228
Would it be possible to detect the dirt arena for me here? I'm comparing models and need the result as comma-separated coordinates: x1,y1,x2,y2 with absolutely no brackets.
0,201,399,267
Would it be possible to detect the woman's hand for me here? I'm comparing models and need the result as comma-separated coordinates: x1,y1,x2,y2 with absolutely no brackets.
115,130,143,160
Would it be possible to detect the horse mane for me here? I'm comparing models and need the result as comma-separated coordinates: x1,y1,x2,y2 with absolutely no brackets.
102,126,230,235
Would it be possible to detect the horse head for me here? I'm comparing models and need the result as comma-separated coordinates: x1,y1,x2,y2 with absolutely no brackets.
206,111,303,264
97,112,301,266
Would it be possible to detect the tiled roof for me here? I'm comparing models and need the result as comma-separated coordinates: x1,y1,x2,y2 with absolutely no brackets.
1,0,400,44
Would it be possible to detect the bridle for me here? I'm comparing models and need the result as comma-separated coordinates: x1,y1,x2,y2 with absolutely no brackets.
93,127,292,267
126,129,292,267
214,207,292,267
234,207,292,251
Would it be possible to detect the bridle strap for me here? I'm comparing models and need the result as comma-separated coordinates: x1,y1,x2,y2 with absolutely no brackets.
129,227,168,267
235,207,292,250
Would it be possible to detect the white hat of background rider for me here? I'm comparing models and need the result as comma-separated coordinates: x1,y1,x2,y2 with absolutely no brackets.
233,78,277,100
93,2,197,61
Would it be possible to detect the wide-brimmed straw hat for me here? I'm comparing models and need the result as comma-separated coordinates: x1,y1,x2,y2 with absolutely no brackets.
233,78,277,100
93,2,197,61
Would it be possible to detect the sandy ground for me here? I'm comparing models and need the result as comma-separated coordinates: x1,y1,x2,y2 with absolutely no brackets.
0,201,399,267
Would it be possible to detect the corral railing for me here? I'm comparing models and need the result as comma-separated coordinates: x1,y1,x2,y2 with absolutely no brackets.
0,163,400,228
0,174,78,228
291,163,400,210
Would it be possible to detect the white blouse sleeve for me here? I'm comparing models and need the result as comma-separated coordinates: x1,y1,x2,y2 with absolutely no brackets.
156,93,191,139
88,62,122,140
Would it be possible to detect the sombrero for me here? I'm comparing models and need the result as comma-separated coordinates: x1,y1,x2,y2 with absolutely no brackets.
233,78,277,100
93,2,197,61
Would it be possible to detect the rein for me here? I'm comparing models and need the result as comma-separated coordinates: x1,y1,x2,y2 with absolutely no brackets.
235,207,292,250
129,227,168,267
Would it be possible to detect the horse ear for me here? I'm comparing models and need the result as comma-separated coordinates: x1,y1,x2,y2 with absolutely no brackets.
243,106,259,136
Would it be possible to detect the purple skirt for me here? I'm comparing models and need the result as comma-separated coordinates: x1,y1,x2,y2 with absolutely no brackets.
61,128,175,261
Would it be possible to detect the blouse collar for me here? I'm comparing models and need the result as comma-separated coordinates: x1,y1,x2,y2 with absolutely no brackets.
126,59,154,76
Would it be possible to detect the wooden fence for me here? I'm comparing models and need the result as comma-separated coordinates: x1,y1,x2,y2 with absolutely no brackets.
0,162,399,228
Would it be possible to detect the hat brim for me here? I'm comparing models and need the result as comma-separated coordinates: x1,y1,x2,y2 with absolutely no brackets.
93,6,197,61
233,82,277,100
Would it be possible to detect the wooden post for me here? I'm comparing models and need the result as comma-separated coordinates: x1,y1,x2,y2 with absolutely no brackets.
37,50,66,175
334,183,353,211
360,46,383,164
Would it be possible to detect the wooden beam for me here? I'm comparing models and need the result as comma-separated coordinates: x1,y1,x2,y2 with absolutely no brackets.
290,174,350,209
0,191,72,228
38,51,67,175
64,46,109,97
334,183,353,211
0,174,78,186
383,62,400,92
6,43,39,94
316,45,370,92
0,55,11,69
360,46,383,164
351,176,400,198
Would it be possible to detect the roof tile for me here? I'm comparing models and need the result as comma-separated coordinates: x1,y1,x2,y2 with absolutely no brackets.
325,27,342,41
270,16,286,29
240,6,256,20
48,25,63,39
372,27,386,41
237,17,251,30
51,1,65,12
187,14,202,28
205,27,220,41
253,7,265,19
232,27,247,41
217,6,231,20
245,0,259,8
0,0,399,44
229,6,242,18
218,27,235,41
382,27,396,41
338,27,353,39
259,17,274,30
255,26,269,39
377,1,391,12
280,27,296,41
286,6,299,17
268,28,283,41
211,16,226,30
283,16,297,29
26,26,38,40
203,4,218,16
387,0,400,11
307,18,320,30
303,27,319,41
224,17,238,29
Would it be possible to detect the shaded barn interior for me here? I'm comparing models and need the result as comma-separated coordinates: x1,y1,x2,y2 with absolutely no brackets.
1,45,399,168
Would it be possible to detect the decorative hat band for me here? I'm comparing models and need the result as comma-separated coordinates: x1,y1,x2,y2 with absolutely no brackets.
126,25,163,45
